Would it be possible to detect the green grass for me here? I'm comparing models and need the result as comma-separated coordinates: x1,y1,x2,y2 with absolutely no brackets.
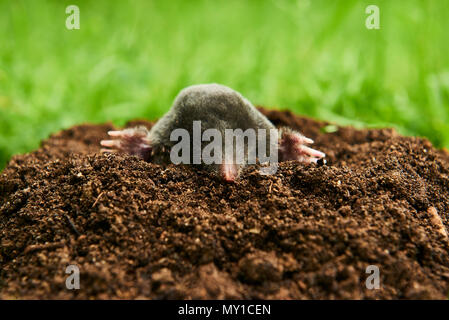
1,0,449,169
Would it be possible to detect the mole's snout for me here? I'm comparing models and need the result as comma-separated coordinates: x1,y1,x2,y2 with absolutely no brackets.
220,163,239,182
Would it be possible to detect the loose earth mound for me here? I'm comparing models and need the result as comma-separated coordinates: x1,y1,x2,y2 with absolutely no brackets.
1,108,449,299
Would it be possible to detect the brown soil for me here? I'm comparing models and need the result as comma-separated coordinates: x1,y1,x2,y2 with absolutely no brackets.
1,108,449,299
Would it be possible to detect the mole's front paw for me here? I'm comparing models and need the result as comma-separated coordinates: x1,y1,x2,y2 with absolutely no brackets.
278,128,325,163
100,126,152,161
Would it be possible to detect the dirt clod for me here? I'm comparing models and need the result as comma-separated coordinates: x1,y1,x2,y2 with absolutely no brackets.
1,108,449,299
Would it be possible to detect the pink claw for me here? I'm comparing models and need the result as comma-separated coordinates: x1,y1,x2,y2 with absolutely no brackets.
107,130,126,137
301,136,314,144
99,127,152,161
100,140,119,148
298,145,326,159
279,129,325,163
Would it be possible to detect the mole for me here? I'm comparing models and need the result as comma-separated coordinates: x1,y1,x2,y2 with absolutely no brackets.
100,84,325,181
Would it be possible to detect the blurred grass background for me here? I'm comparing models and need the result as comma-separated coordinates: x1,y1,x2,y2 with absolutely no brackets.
1,0,449,169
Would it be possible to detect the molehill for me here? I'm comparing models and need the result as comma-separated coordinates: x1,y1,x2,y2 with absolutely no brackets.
1,108,449,299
